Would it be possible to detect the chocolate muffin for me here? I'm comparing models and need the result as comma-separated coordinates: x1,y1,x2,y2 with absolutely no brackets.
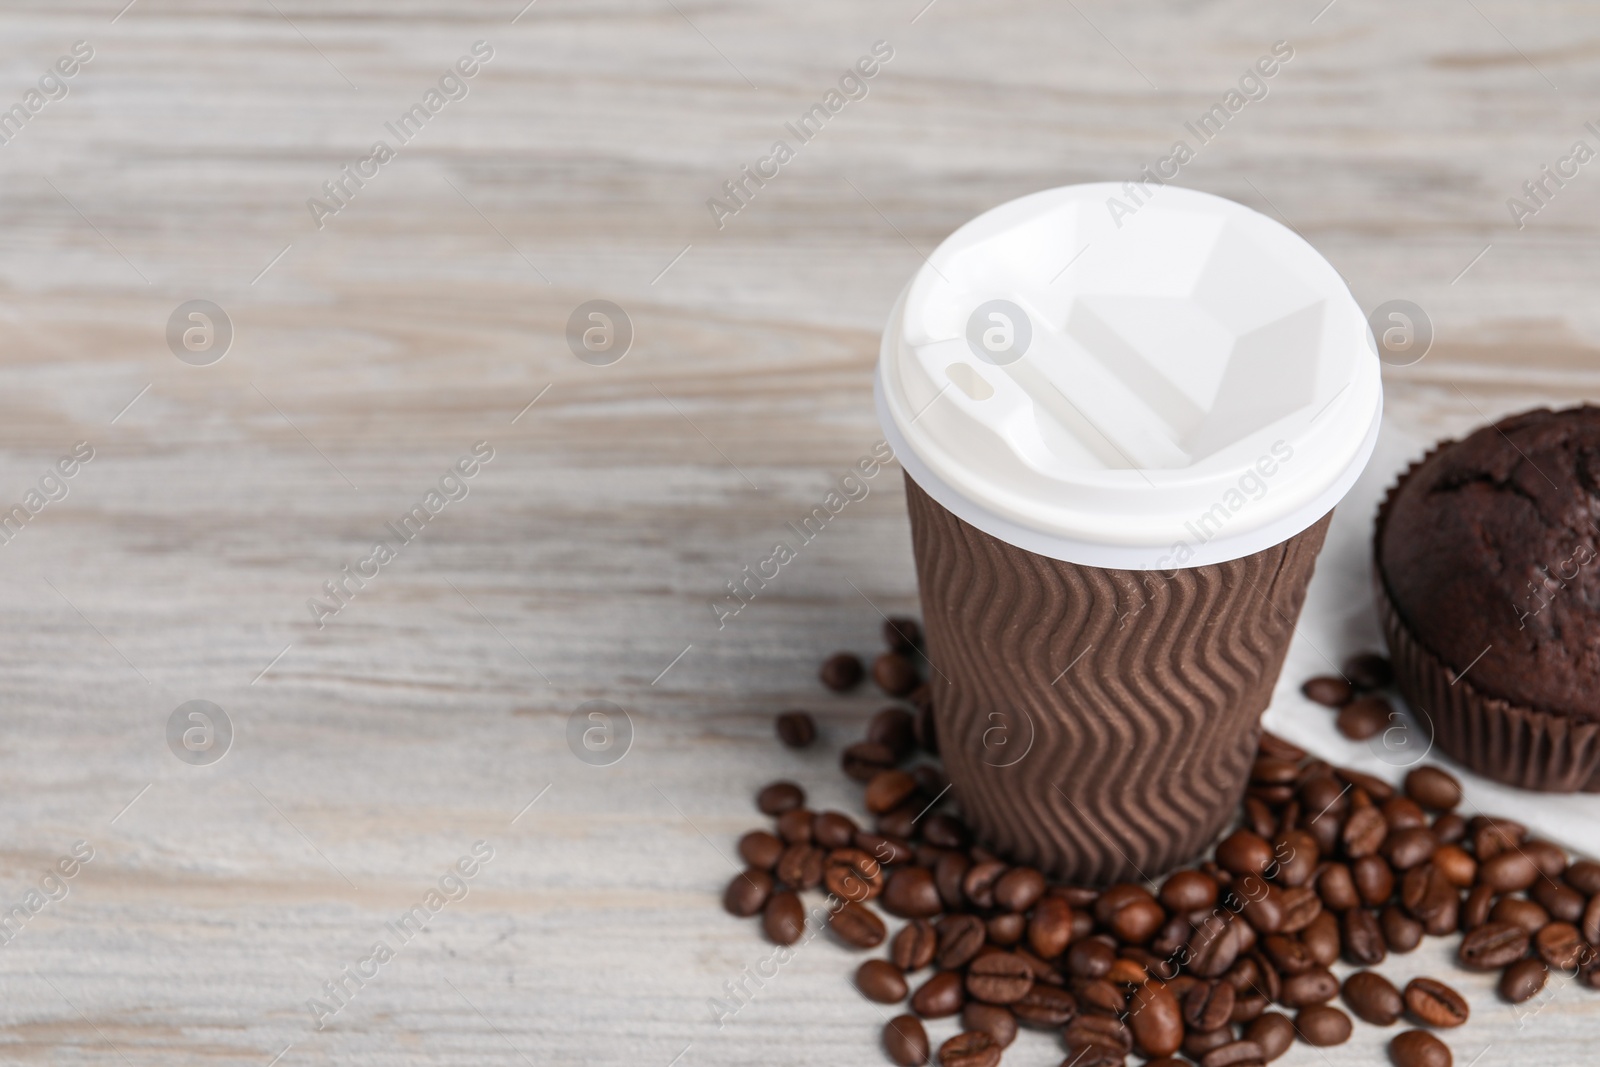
1376,406,1600,791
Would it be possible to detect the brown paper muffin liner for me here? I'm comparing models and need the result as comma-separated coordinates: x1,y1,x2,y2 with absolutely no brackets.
1374,449,1600,793
906,473,1332,885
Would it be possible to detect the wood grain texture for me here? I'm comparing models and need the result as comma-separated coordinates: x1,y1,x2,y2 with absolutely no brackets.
0,0,1596,1063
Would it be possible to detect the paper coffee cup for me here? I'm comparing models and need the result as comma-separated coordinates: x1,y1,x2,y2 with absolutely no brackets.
876,184,1382,883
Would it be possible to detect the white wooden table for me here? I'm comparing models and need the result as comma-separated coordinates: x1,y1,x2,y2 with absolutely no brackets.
0,0,1596,1063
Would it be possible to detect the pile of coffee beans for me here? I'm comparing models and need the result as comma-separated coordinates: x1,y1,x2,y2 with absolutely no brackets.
725,631,1600,1067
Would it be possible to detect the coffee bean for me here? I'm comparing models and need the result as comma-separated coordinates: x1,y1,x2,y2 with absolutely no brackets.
856,831,914,868
1343,806,1389,859
1277,886,1322,934
1429,844,1475,888
1352,855,1395,906
1404,977,1469,1027
966,952,1034,1005
1458,921,1530,971
1500,958,1548,1004
1404,766,1461,811
1028,895,1074,958
1381,904,1423,952
1245,1011,1296,1061
724,869,773,917
1338,696,1392,740
883,1014,929,1066
1127,980,1183,1058
1076,977,1127,1015
841,741,898,782
1383,827,1439,870
1522,839,1567,877
1151,913,1192,958
865,770,918,815
892,918,937,971
777,843,824,889
762,890,805,944
1342,969,1404,1025
884,616,922,653
1400,864,1454,924
1184,1027,1235,1059
867,706,917,759
994,866,1045,912
1337,766,1396,801
882,866,942,918
1461,884,1493,930
1530,877,1585,923
1252,756,1301,786
1381,796,1427,833
1183,980,1236,1032
1303,675,1353,706
911,969,965,1018
1582,890,1600,946
1433,812,1467,845
961,1003,1017,1048
1390,1029,1452,1067
1301,909,1342,966
1566,859,1600,896
1187,915,1243,978
756,780,804,815
1279,966,1338,1007
986,911,1025,946
1478,850,1539,893
832,899,886,948
1317,863,1361,911
825,848,884,902
820,652,864,691
1067,937,1117,978
1344,651,1394,690
775,807,814,844
1246,794,1281,834
1342,907,1387,965
1063,1038,1128,1067
1068,1014,1133,1053
1237,882,1285,934
774,710,815,748
857,958,908,1002
1295,1004,1352,1046
1097,883,1166,943
1472,818,1523,862
1263,933,1315,975
1535,921,1584,969
1012,982,1077,1027
930,914,983,970
738,829,783,870
873,652,918,697
962,860,1005,909
921,811,967,850
1217,829,1276,878
1490,896,1549,935
1199,1039,1266,1067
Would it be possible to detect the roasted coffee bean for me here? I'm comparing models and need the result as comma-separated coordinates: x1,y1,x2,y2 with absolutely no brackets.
1343,969,1404,1025
986,912,1024,946
1060,939,1112,981
910,969,965,1017
1338,766,1396,801
893,919,937,971
1245,1011,1296,1061
739,829,784,870
1296,1004,1352,1046
1530,877,1585,923
961,860,1005,909
763,890,805,944
1404,977,1469,1027
756,780,804,815
1566,859,1600,896
1303,675,1353,706
1400,766,1459,812
1161,869,1219,911
882,866,942,918
857,958,908,1002
1390,1029,1452,1067
1235,881,1284,934
967,952,1034,1005
841,741,897,782
938,1030,999,1067
1027,895,1074,959
1344,651,1394,689
1317,863,1361,911
856,830,914,867
1383,827,1439,870
930,914,984,970
1217,829,1276,878
883,1014,929,1066
1351,855,1395,906
1401,864,1453,922
960,1003,1016,1048
1252,756,1301,787
932,851,970,911
1062,1041,1127,1067
1338,696,1392,740
1382,904,1424,952
1232,992,1270,1024
872,652,918,697
1012,982,1077,1027
775,710,816,749
809,811,855,850
1260,730,1308,760
1271,831,1319,888
826,848,884,901
1490,896,1549,935
1183,1027,1235,1059
1105,955,1147,987
1075,977,1127,1015
1461,884,1494,930
1279,966,1338,1007
1458,921,1530,971
777,843,824,890
1245,794,1282,834
1188,915,1243,977
1127,980,1183,1058
1277,886,1322,933
1432,812,1467,844
1096,883,1166,944
1183,980,1237,1032
832,900,886,948
1200,1039,1266,1067
993,866,1045,912
1534,921,1584,969
920,811,967,849
883,616,922,653
1067,1013,1132,1053
1151,913,1192,959
1343,907,1387,965
860,707,914,760
1263,933,1314,975
1500,958,1548,1003
1429,844,1475,888
1383,796,1429,832
865,770,918,815
1479,850,1539,893
1343,806,1388,859
820,652,864,691
724,869,773,917
1585,892,1600,946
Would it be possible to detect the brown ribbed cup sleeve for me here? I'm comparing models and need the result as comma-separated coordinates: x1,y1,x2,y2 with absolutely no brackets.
905,472,1332,884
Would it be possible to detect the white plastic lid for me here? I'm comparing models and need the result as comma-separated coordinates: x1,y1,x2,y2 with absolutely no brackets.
876,183,1383,570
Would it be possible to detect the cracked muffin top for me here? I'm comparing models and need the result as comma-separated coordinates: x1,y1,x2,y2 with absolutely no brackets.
1378,405,1600,720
